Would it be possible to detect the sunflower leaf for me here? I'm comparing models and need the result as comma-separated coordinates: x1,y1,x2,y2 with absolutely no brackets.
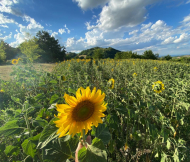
22,139,36,158
50,94,60,104
78,138,107,162
0,120,24,137
94,123,111,145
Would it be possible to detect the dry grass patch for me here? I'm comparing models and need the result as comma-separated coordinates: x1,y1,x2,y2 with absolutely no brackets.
0,63,56,81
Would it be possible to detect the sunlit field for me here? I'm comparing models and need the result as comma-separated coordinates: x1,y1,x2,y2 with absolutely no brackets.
0,59,190,162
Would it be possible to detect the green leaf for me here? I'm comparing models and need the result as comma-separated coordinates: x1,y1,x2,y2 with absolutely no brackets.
0,120,24,136
38,124,58,149
78,138,107,162
166,139,171,150
68,88,76,95
22,139,36,158
50,80,58,84
50,94,60,104
11,96,20,103
33,117,48,127
161,152,167,162
115,106,128,115
4,145,19,156
42,138,74,162
95,123,111,145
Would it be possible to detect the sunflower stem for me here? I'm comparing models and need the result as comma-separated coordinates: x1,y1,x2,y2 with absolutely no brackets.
82,129,86,146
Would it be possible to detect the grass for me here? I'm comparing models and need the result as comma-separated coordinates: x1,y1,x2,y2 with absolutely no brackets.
0,63,56,81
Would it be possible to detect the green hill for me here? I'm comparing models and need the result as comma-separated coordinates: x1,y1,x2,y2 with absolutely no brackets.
78,47,121,59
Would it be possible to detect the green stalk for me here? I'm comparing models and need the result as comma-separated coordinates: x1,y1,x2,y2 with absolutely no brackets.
23,104,43,162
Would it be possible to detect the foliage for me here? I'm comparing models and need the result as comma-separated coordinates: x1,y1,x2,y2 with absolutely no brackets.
36,31,66,62
19,37,43,62
0,40,6,63
0,59,190,161
142,50,158,60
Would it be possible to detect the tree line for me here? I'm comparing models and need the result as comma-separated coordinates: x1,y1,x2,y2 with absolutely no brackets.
0,31,66,64
0,30,184,64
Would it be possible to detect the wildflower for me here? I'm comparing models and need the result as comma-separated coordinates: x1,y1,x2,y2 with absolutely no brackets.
133,61,135,65
108,78,115,89
0,89,4,93
12,59,18,65
54,87,107,138
133,73,137,77
124,143,129,150
174,131,177,138
61,75,66,81
152,81,165,93
154,67,158,71
130,134,133,140
111,68,114,72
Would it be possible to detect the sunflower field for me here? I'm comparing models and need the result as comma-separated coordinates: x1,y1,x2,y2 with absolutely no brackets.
0,58,190,162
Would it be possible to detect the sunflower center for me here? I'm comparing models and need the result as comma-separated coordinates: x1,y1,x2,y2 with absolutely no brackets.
72,100,95,121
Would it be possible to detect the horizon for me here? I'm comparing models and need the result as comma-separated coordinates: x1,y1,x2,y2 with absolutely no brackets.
0,0,190,57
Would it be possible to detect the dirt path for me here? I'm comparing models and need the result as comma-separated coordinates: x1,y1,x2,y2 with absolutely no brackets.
0,63,56,81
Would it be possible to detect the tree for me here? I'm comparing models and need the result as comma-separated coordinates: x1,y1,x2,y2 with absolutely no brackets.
36,31,66,62
19,37,43,62
0,40,6,63
164,55,172,60
93,48,104,59
142,50,157,60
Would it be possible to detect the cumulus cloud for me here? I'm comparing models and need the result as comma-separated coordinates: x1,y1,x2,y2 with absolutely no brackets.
58,28,66,34
0,13,15,24
10,15,44,47
173,33,189,43
86,0,162,31
73,0,109,10
0,0,23,16
0,25,9,28
182,14,190,23
129,30,138,35
64,24,70,34
161,37,175,44
0,32,12,41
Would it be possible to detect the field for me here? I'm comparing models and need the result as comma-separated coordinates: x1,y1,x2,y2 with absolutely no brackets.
0,59,190,162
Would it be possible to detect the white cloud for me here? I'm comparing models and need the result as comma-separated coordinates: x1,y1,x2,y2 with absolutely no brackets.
161,37,175,44
58,28,66,34
173,33,189,43
129,30,138,35
0,0,22,16
10,15,44,47
85,22,97,30
51,32,58,37
73,0,109,10
86,0,162,31
0,24,9,28
141,22,152,30
64,24,71,34
182,14,190,23
186,0,190,4
0,32,12,41
0,13,15,24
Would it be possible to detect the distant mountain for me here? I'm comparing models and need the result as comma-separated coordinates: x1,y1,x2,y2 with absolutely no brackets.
78,47,121,59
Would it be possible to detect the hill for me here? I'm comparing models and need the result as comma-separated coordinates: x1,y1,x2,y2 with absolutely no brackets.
78,47,121,59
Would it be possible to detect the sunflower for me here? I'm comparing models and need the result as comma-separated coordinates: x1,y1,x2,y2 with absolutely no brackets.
154,67,158,71
0,89,4,93
133,73,137,77
152,81,165,93
12,59,18,65
108,78,115,89
61,75,66,81
54,86,107,138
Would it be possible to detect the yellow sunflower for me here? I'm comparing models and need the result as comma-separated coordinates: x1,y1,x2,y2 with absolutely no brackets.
12,59,18,65
0,89,4,93
108,78,115,89
133,73,137,77
152,81,165,93
61,75,66,81
154,67,158,71
54,86,107,138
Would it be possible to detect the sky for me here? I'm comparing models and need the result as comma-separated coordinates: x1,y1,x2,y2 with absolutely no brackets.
0,0,190,56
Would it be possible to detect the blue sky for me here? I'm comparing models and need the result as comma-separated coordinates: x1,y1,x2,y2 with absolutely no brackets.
0,0,190,56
